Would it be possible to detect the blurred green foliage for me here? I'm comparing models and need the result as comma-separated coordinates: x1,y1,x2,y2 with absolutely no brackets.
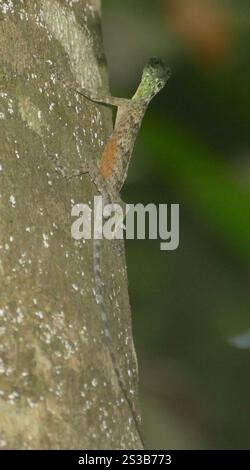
103,0,250,449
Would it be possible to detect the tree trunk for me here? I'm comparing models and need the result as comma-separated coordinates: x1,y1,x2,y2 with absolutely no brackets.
0,0,142,449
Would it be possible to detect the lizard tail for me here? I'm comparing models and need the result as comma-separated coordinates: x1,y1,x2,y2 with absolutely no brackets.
93,238,145,448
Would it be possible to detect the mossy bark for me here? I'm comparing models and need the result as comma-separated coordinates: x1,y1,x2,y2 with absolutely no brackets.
0,0,141,449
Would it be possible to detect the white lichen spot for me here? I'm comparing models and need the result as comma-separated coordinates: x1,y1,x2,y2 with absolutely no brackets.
65,0,80,7
0,113,5,120
50,72,57,84
83,400,92,411
35,8,46,29
16,307,24,324
18,252,28,267
100,420,108,432
92,378,98,388
0,1,14,15
35,311,44,320
0,358,5,374
42,233,49,248
8,391,19,405
9,194,16,208
7,98,14,115
18,8,29,21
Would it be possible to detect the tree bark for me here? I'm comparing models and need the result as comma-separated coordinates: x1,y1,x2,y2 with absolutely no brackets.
0,0,142,449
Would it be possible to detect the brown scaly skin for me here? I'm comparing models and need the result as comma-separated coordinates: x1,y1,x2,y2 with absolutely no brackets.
76,58,171,200
75,58,171,448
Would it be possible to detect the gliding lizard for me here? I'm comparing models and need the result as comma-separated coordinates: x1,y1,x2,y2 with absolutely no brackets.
72,58,171,447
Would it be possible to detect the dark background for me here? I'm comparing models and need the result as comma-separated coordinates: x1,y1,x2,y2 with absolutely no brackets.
102,0,250,449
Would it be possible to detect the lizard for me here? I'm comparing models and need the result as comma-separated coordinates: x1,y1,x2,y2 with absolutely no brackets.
70,58,171,447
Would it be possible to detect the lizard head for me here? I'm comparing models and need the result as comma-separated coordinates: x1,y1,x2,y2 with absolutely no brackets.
137,58,171,102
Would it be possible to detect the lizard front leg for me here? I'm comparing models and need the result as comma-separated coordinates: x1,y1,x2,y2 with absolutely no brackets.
74,88,129,108
62,79,129,109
